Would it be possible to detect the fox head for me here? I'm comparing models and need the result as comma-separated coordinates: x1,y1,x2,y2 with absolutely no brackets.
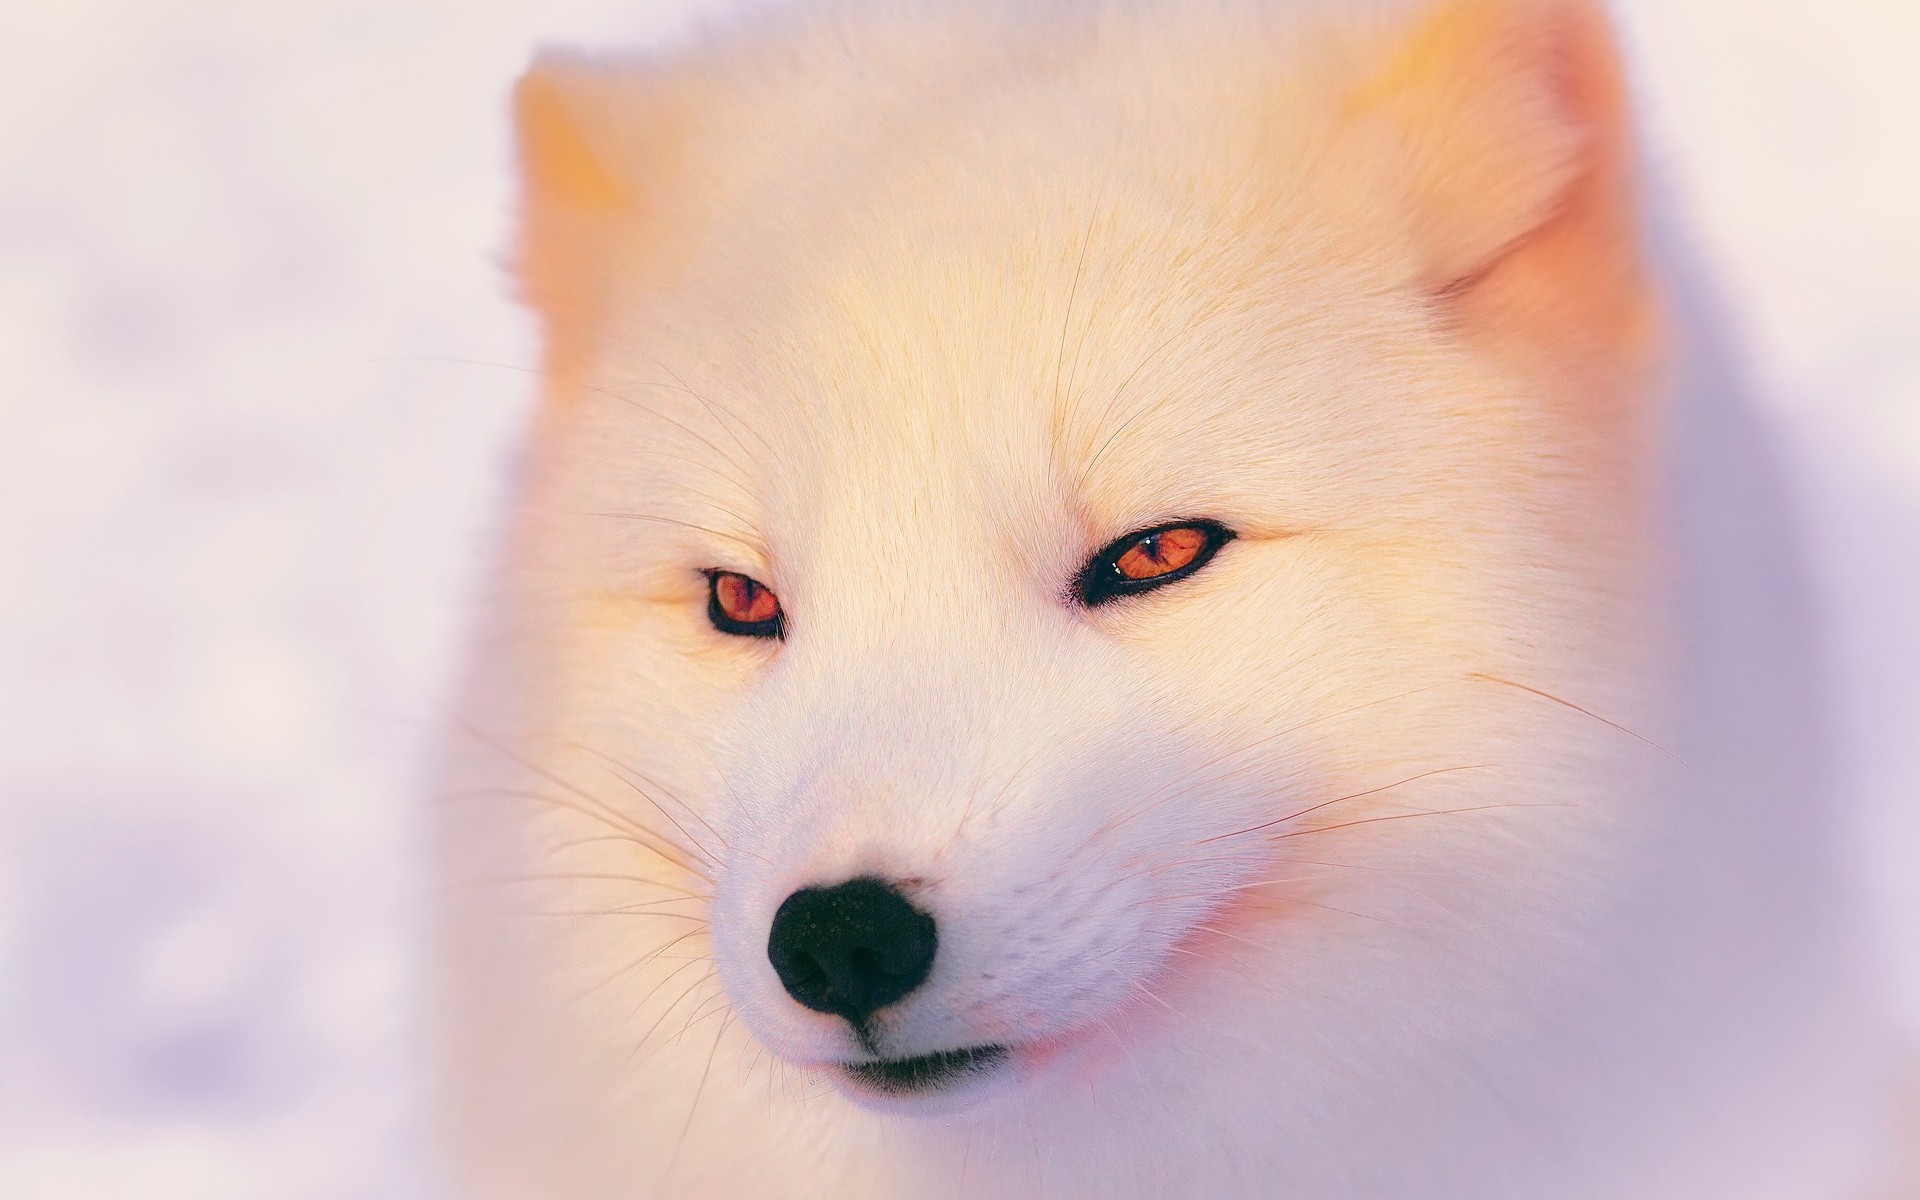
475,0,1670,1130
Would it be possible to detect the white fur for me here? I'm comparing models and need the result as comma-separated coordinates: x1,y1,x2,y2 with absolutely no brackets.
435,1,1908,1195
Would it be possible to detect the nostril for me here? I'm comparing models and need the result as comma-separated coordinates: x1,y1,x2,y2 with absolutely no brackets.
787,952,827,990
766,877,938,1027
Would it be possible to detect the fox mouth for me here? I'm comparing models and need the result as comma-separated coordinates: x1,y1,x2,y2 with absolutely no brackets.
837,1044,1011,1095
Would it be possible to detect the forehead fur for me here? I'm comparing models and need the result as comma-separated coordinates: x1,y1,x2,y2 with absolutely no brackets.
514,0,1652,598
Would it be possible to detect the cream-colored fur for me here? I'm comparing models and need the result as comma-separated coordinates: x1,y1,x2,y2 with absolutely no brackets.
436,0,1904,1195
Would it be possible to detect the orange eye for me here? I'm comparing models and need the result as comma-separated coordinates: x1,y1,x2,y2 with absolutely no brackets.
707,570,784,638
1113,525,1210,581
1075,519,1233,607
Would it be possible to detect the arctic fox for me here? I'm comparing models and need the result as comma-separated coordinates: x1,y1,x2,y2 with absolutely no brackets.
436,0,1908,1195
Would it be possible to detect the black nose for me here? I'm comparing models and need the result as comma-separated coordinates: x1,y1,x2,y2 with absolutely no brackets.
766,877,937,1025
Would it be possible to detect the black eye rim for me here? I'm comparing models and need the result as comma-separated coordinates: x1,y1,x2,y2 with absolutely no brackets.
1073,518,1236,608
704,569,786,640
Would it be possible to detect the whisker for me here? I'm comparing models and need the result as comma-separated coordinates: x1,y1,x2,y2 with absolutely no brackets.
1194,764,1494,847
954,737,1055,842
578,745,736,853
495,871,708,894
1189,922,1270,951
535,909,711,922
540,832,716,871
1056,166,1116,443
1050,196,1098,430
1073,294,1237,494
1274,802,1575,842
449,726,712,880
621,967,713,1071
1468,672,1687,767
568,927,708,1004
667,990,734,1051
647,479,765,536
618,347,776,459
1127,979,1186,1020
569,742,726,866
370,353,756,488
1263,854,1448,878
1228,893,1535,936
600,958,704,1054
597,375,755,483
580,510,764,556
634,977,730,1082
1271,898,1411,927
1083,683,1457,850
452,786,706,880
1130,878,1314,906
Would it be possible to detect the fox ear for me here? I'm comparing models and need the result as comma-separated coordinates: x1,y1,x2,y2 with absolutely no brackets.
512,54,695,371
1352,0,1652,354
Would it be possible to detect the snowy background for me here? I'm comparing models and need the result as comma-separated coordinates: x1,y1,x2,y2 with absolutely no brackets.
0,0,1914,1196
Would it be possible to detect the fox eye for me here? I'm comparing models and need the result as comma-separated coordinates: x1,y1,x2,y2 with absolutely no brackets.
706,570,785,639
1074,519,1235,607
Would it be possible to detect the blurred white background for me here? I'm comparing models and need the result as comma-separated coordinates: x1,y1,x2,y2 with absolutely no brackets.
0,0,1914,1196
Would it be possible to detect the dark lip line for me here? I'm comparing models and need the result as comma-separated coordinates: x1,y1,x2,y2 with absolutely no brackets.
837,1043,1011,1094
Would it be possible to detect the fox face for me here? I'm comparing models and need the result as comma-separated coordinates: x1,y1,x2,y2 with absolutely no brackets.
473,0,1671,1139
